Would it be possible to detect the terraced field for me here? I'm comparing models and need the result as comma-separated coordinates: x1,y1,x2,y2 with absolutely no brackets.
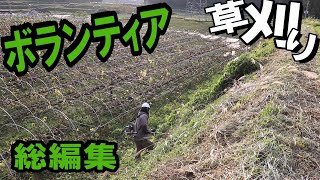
0,13,247,178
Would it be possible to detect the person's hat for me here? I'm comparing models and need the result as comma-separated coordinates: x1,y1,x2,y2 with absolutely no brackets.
141,102,150,108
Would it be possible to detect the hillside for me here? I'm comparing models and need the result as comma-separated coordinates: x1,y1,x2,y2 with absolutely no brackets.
0,9,319,179
111,18,320,179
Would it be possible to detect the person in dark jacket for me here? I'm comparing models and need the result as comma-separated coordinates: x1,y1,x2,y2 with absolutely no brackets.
134,102,154,160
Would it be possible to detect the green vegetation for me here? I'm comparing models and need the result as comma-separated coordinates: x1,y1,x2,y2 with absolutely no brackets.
304,18,320,67
113,39,275,179
168,18,214,34
190,55,260,109
303,18,320,38
250,39,275,61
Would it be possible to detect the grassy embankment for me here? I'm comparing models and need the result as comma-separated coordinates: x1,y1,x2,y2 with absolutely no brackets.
112,18,320,179
112,31,273,180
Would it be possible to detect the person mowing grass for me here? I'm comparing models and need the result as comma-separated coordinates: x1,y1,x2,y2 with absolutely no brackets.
133,102,155,160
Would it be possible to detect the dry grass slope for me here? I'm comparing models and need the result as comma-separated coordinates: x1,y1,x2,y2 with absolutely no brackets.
148,19,320,179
